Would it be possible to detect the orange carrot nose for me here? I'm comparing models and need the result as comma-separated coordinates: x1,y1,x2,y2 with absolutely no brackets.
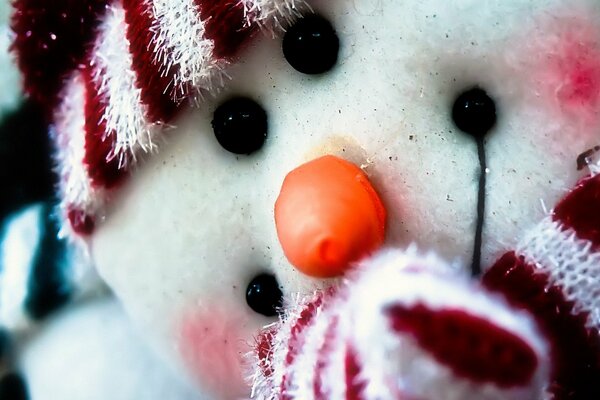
275,155,386,278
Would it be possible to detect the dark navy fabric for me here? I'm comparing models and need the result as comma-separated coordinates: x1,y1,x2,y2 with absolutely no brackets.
0,372,29,400
24,203,71,320
0,100,54,224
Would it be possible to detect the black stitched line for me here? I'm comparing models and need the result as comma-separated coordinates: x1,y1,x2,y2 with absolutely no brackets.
471,137,486,277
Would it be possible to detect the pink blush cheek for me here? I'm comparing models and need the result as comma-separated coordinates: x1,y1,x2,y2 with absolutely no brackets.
178,310,251,398
525,13,600,128
553,36,600,116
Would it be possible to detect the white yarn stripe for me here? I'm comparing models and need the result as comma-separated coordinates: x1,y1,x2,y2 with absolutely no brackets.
151,0,225,99
517,217,600,330
90,4,158,167
241,0,309,30
52,72,105,227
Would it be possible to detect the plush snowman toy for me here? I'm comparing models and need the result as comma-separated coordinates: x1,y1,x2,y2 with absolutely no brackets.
7,0,600,399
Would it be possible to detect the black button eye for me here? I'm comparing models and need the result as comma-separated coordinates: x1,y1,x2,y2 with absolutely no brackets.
211,97,268,154
246,273,283,317
283,14,339,75
452,88,497,138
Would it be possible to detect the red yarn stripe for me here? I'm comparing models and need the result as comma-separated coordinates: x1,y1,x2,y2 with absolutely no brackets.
11,0,109,112
313,316,338,400
280,294,325,399
67,207,96,236
82,64,126,189
553,174,600,252
386,302,539,388
195,0,258,59
483,252,600,398
255,326,277,378
344,346,365,400
122,0,179,123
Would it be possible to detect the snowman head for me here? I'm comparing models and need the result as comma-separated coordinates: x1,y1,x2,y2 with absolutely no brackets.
12,0,600,397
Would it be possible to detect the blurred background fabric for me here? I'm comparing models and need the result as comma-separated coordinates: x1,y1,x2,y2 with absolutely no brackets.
0,3,59,398
0,0,55,224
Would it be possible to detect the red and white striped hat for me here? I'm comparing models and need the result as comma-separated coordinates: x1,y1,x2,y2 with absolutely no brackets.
11,0,308,237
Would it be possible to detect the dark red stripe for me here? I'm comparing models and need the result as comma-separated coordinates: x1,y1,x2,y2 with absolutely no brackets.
255,326,277,378
195,0,258,59
122,0,179,123
345,346,365,400
280,292,327,399
67,207,95,236
553,174,600,251
483,252,600,399
82,64,127,189
313,316,338,400
11,0,109,113
285,295,323,364
386,302,539,388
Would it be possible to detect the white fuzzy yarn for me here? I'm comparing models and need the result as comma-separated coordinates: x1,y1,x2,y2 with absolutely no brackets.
152,0,226,100
518,218,600,330
92,4,159,166
242,0,310,30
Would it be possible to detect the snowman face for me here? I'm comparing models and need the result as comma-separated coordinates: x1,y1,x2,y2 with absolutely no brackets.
91,0,600,397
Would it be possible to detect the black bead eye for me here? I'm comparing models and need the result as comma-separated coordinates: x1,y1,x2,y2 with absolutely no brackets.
452,88,497,138
246,273,283,317
212,97,268,154
283,14,339,75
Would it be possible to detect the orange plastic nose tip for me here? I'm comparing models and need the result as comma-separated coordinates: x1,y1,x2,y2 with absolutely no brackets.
275,155,386,278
